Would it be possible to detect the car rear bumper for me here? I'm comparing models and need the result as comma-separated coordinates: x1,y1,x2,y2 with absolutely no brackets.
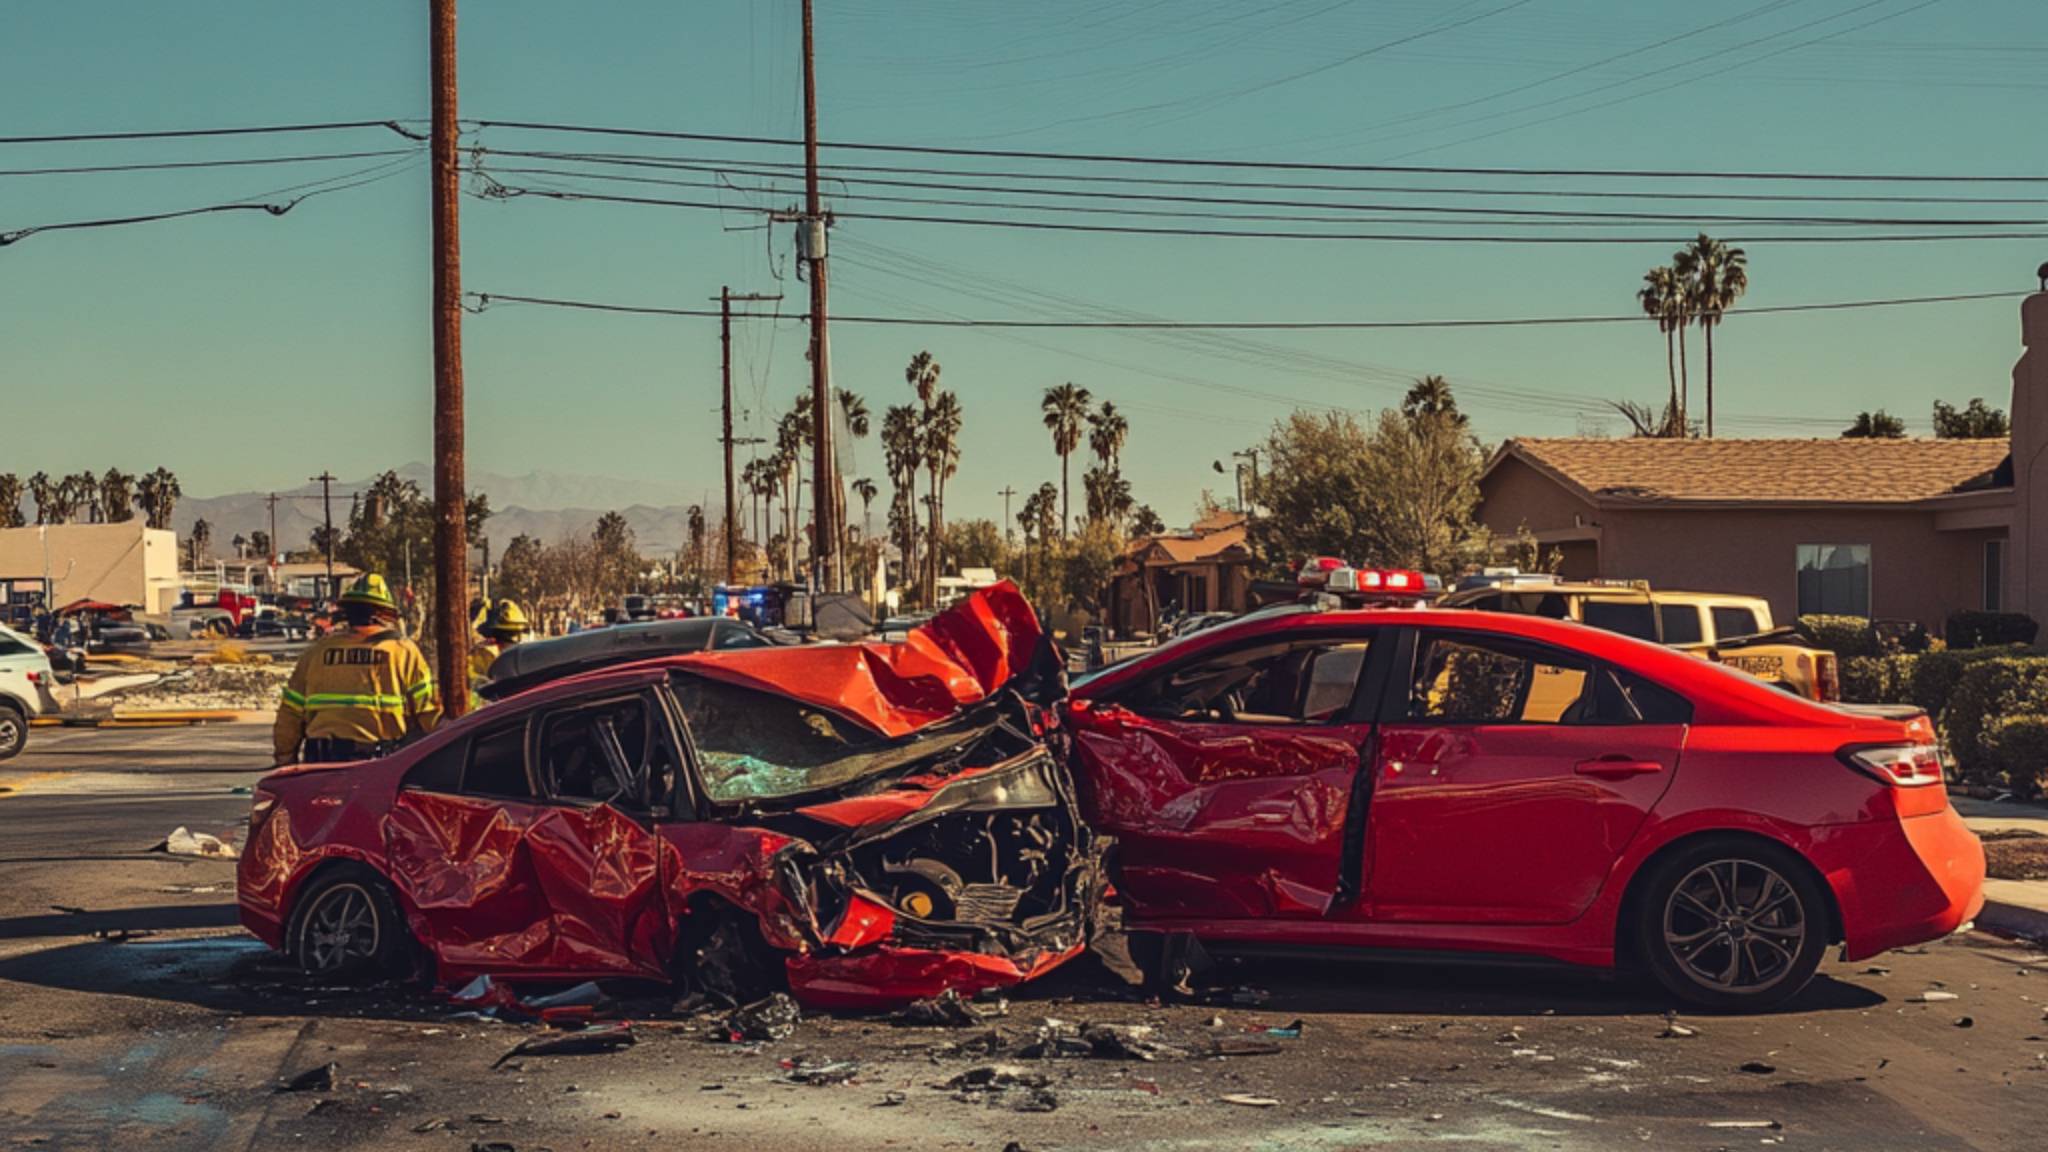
784,940,1085,1009
1819,805,1985,962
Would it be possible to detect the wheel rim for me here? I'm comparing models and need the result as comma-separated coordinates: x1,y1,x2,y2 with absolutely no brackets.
0,717,20,755
301,883,380,973
1662,858,1806,995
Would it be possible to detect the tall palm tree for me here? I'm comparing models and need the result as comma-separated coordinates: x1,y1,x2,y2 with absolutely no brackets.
27,473,56,525
1088,400,1128,469
905,351,941,408
0,473,25,529
137,467,181,530
1041,383,1091,538
923,390,963,599
851,477,878,545
1667,253,1700,429
1638,266,1684,432
881,404,921,600
1680,233,1748,438
98,468,136,523
686,504,707,584
835,389,871,569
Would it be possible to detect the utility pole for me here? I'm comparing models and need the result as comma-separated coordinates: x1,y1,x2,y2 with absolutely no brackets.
264,491,279,564
310,472,336,594
718,286,780,586
997,485,1018,548
800,0,837,594
430,0,470,716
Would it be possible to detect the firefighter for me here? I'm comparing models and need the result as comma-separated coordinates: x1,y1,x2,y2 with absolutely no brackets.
468,599,531,703
273,573,441,764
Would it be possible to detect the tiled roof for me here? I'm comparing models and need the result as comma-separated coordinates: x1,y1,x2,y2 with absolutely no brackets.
1497,437,2009,505
1137,522,1250,565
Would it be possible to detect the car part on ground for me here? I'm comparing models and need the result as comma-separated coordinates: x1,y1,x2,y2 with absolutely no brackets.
239,583,1097,1008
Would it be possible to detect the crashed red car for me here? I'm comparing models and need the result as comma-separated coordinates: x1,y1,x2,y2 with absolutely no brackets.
1066,591,1985,1009
238,585,1094,1008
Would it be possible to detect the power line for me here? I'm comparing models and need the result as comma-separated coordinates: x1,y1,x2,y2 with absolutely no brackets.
466,286,2031,330
0,120,422,145
0,148,425,177
473,118,2048,184
476,183,2048,244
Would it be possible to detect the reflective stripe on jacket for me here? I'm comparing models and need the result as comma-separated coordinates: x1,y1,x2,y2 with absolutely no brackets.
274,626,442,760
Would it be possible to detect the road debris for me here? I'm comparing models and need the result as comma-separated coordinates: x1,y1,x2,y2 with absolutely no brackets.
722,993,801,1043
945,1063,1058,1110
277,1062,339,1093
151,826,238,859
1659,1012,1699,1039
1221,1094,1280,1107
897,987,1010,1027
1955,1016,1975,1028
1908,991,1961,1003
1739,1061,1777,1074
783,1056,862,1085
492,1022,636,1067
1707,1119,1784,1130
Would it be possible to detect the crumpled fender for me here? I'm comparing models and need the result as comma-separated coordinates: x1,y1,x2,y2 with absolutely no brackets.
785,940,1085,1010
670,582,1046,737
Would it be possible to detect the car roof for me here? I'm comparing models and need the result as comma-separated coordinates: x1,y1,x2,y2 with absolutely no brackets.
482,617,765,700
1071,604,1843,727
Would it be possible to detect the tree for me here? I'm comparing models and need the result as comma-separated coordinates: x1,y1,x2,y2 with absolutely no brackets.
942,519,1005,572
1678,233,1748,438
250,529,273,560
1128,504,1165,538
686,504,707,588
1843,410,1907,439
1083,465,1132,526
1088,400,1129,469
851,477,878,543
1401,375,1466,428
1932,398,2009,439
136,467,181,530
59,473,98,523
0,474,24,529
336,471,489,633
97,469,136,523
493,534,546,607
1637,265,1686,428
1060,518,1126,616
836,388,871,568
1363,408,1488,575
189,518,212,567
591,511,641,603
27,473,56,525
922,389,962,594
881,403,921,597
1608,398,1687,439
1041,382,1091,538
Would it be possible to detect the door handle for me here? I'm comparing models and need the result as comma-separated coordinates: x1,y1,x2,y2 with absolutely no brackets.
1574,755,1664,779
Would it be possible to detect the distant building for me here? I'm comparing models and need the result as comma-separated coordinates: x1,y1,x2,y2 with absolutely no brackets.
0,521,181,617
1105,510,1253,636
1478,288,2048,630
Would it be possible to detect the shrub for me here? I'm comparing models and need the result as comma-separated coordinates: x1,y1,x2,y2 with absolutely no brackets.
1838,655,1898,704
1908,645,2025,720
1945,610,2039,650
1982,713,2048,800
1873,618,1933,654
1797,614,1881,659
1944,657,2048,787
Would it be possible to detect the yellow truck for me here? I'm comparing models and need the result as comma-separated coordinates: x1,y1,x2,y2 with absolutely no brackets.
1438,574,1840,703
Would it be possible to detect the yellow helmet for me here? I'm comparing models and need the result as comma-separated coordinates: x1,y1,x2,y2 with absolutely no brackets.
484,599,531,637
339,573,398,614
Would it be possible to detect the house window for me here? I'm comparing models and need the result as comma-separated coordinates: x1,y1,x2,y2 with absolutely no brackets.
1796,544,1871,617
1985,539,2005,612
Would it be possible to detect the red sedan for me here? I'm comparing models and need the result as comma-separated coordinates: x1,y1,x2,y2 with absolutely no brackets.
1066,587,1984,1009
237,586,1092,1009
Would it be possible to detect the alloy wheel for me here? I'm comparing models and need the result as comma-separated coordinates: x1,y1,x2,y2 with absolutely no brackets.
0,715,22,757
1661,858,1807,994
301,883,381,974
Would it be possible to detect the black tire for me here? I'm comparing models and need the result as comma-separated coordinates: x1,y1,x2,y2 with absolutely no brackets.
1635,838,1829,1011
0,703,26,762
287,866,415,983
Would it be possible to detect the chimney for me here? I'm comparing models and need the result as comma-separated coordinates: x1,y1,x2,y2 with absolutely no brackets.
2009,272,2048,621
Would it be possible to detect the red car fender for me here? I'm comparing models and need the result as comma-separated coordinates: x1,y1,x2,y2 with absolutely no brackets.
786,941,1085,1010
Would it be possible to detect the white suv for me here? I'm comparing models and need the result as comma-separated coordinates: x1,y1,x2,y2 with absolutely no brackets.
0,623,57,760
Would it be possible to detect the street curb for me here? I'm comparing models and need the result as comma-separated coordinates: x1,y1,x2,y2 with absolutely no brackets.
1976,899,2048,943
28,710,242,729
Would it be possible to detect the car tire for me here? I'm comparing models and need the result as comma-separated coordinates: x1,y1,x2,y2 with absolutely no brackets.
1122,930,1167,991
1635,838,1829,1012
0,703,25,761
287,866,415,983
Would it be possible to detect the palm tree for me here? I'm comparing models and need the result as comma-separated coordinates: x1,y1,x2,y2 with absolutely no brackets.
27,473,56,525
1667,253,1700,428
0,474,25,529
1638,266,1685,432
686,504,707,585
1041,383,1091,538
851,477,878,544
836,389,871,568
881,404,921,600
1680,233,1748,438
137,467,181,530
98,468,136,523
1401,375,1465,428
922,390,963,600
1084,466,1132,526
62,473,99,523
905,351,941,408
1088,400,1129,469
190,518,212,568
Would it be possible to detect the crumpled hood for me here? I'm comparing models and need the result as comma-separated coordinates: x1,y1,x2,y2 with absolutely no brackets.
667,582,1049,737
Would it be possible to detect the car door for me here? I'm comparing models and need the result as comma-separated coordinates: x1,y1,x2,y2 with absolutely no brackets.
1365,628,1689,925
1066,629,1388,920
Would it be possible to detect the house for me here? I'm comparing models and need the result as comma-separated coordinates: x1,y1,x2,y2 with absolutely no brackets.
0,521,182,617
1478,287,2048,630
1104,511,1255,636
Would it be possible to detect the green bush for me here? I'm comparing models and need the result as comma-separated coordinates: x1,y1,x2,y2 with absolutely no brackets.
1982,713,2048,800
1945,610,2040,650
1907,645,2025,720
1797,614,1881,659
1944,657,2048,788
1838,655,1900,704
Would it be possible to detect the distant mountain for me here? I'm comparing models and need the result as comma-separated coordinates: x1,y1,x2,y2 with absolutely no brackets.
173,466,709,556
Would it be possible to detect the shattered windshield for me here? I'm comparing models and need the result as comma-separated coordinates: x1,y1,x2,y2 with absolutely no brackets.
669,671,965,803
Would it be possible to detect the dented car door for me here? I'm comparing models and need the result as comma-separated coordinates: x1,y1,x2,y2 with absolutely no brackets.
1066,630,1387,920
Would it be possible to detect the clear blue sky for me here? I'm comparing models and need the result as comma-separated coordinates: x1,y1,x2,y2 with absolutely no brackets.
4,1,2044,531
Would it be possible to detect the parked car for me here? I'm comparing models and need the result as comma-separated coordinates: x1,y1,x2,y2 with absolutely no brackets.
242,615,310,642
1065,570,1984,1009
87,621,152,657
1439,573,1840,702
237,585,1092,1007
0,623,58,760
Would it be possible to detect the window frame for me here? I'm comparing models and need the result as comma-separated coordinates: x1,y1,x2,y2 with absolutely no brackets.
1708,604,1761,643
1099,626,1391,729
1394,626,1694,728
1657,603,1705,646
459,716,539,801
531,689,685,812
1796,543,1873,618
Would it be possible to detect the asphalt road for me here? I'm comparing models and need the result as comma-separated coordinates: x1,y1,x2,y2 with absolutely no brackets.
2,726,2045,1150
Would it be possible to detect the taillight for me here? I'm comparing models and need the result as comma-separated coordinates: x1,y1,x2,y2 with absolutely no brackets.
25,671,41,685
1841,743,1944,787
1815,653,1839,703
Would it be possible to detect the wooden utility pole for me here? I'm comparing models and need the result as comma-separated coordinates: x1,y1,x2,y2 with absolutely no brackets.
264,492,279,563
718,287,779,586
800,0,837,594
998,485,1018,548
310,472,336,593
429,0,470,716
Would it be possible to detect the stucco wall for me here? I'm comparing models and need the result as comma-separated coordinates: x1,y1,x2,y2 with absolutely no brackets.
0,522,182,615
